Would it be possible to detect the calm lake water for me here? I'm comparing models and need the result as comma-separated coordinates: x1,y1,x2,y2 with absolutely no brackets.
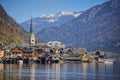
0,62,120,80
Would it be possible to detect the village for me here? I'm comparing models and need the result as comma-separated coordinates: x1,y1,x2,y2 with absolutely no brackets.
0,19,118,64
0,39,112,64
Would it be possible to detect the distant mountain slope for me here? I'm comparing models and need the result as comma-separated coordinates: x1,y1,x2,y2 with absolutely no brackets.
21,12,82,34
37,0,120,53
0,5,42,45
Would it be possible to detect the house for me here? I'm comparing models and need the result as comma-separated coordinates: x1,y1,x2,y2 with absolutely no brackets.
22,48,36,58
11,46,22,58
94,51,105,61
35,48,46,57
0,42,4,58
47,41,65,49
0,50,4,58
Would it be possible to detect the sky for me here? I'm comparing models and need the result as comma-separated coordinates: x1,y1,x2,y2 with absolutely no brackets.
0,0,107,23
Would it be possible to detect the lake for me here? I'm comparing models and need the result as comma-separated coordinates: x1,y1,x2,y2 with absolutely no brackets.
0,62,120,80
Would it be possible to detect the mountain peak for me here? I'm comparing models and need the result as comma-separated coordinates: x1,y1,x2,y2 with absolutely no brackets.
39,14,55,18
21,11,83,34
39,11,81,18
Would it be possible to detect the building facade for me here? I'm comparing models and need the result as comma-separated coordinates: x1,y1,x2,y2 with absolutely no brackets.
0,43,4,58
47,41,65,49
11,46,22,58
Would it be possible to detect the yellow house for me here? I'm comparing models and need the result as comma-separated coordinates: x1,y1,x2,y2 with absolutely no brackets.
0,50,4,58
0,43,4,58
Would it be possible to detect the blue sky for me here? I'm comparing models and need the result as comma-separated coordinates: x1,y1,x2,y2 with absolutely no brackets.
0,0,107,23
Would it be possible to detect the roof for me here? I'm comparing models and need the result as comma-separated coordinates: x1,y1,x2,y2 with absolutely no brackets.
11,49,22,53
22,49,33,53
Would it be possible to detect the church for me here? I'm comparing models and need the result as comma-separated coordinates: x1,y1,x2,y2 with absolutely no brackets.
29,18,35,45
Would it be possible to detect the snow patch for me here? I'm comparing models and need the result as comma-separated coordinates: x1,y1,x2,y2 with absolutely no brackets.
40,14,55,18
39,11,81,18
48,19,58,22
58,12,80,17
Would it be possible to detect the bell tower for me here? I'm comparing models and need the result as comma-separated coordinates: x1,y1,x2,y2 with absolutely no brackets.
29,17,35,45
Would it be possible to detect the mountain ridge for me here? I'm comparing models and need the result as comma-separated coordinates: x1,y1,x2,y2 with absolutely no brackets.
37,0,120,53
21,11,82,34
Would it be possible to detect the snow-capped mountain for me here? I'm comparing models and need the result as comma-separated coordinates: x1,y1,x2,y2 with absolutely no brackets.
21,11,82,34
37,0,120,53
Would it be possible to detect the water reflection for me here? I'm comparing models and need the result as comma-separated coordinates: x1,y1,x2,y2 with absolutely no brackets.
30,64,35,80
0,63,120,80
56,64,60,80
82,63,87,79
18,63,22,79
0,64,4,80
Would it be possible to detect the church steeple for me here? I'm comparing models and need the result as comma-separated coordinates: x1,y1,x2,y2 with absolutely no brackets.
29,17,35,45
30,17,33,33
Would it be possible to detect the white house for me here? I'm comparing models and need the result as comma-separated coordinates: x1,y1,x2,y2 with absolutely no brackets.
47,41,65,49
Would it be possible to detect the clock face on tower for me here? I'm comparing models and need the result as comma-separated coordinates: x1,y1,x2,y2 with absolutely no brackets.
30,34,35,45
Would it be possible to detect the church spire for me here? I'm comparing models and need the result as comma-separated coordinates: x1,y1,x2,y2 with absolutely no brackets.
29,17,35,45
30,17,33,33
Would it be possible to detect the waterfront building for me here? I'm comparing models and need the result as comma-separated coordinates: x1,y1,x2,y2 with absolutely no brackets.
35,48,46,57
0,43,4,58
29,17,35,45
22,48,36,58
0,49,4,58
93,51,105,61
11,46,22,58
